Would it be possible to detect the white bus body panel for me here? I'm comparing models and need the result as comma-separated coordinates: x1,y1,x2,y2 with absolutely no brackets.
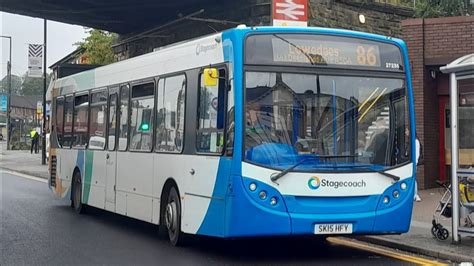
242,162,413,196
51,33,226,234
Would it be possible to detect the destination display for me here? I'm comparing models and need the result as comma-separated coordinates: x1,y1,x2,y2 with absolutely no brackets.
245,34,404,71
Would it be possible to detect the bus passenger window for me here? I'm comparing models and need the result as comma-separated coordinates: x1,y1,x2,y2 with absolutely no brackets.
55,97,64,147
196,69,226,153
89,90,107,150
118,85,129,151
73,94,89,148
130,82,154,152
156,75,186,153
63,96,74,148
108,94,118,151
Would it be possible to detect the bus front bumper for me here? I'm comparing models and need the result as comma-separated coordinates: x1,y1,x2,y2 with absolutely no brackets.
222,176,414,238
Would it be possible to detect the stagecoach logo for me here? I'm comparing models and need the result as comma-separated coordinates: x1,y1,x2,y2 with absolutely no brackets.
308,176,367,190
196,43,218,55
308,176,321,190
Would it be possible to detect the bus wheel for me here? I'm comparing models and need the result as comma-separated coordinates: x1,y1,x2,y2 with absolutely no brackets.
164,186,184,246
72,172,86,214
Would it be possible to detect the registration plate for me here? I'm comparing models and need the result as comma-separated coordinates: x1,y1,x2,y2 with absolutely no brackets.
314,223,353,234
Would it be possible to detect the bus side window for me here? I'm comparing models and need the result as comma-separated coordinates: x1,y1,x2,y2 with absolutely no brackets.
129,82,154,152
63,96,74,148
118,85,129,151
108,93,118,151
73,94,89,148
196,69,226,154
156,75,186,153
55,97,64,147
89,90,107,150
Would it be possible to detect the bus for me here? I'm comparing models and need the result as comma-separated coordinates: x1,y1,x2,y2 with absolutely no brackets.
48,25,416,246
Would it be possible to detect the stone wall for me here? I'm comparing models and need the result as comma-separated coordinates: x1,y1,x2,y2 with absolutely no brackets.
114,0,414,60
309,0,413,37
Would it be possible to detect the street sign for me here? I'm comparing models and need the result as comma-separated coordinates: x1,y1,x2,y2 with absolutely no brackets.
272,0,308,27
0,95,7,112
28,44,43,78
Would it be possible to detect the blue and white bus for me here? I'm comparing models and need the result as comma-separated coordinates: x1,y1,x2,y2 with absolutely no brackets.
48,25,416,246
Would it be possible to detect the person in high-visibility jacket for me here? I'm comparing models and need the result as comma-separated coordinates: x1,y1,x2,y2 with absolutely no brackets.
30,129,39,154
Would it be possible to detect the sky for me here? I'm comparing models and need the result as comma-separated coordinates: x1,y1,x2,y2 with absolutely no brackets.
1,12,87,79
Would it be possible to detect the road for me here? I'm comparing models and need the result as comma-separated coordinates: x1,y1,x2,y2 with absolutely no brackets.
0,170,440,265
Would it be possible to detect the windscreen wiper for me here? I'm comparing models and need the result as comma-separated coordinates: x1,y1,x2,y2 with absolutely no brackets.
317,155,358,159
315,164,400,182
348,166,400,182
271,157,318,183
271,160,400,184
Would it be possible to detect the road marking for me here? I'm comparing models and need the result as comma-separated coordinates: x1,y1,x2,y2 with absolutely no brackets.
0,170,48,183
327,237,448,266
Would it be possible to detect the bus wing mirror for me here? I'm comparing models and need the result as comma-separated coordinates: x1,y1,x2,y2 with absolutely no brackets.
203,68,218,87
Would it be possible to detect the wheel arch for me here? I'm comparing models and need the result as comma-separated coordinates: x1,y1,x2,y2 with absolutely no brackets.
70,166,82,201
159,177,181,225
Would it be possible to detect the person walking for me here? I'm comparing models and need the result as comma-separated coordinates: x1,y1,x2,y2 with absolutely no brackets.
30,128,39,154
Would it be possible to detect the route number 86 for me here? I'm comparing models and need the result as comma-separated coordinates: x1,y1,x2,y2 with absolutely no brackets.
356,46,377,66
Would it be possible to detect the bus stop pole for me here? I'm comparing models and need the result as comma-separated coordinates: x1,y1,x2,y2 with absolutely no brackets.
41,19,47,165
449,72,460,243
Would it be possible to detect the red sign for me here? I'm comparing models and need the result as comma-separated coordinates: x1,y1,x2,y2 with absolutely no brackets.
272,0,308,27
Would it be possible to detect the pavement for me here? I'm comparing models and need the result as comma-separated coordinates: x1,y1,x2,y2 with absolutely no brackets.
360,188,474,263
0,143,472,263
0,141,49,179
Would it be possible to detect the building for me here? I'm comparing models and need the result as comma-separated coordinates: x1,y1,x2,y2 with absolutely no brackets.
113,0,415,60
0,94,42,141
402,16,474,189
49,47,101,80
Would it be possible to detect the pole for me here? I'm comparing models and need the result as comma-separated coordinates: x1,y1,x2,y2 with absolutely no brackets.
449,72,460,243
42,20,47,165
1,36,13,150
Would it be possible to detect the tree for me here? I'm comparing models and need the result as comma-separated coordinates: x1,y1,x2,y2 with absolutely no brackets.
415,0,472,18
0,74,22,95
75,29,117,65
21,73,52,96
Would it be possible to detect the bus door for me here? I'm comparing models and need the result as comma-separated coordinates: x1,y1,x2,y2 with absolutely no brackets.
105,90,119,211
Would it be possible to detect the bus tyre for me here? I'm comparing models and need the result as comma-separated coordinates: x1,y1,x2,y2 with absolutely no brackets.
165,186,185,246
72,172,86,214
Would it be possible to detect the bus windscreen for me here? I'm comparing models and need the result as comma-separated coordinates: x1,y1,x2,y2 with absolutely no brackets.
245,34,404,71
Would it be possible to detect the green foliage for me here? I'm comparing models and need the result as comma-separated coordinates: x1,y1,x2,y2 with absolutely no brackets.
415,0,472,18
0,75,22,95
21,73,51,96
1,73,52,96
76,29,117,65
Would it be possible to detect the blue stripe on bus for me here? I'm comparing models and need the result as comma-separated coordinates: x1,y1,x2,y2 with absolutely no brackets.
196,157,233,237
75,150,85,178
197,32,236,237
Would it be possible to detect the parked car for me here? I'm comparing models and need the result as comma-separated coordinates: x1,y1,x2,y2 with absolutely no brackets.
0,132,3,141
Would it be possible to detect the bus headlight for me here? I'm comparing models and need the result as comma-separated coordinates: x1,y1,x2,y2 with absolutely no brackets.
270,197,278,206
400,182,407,190
393,190,400,198
383,196,390,204
249,183,257,191
259,191,267,200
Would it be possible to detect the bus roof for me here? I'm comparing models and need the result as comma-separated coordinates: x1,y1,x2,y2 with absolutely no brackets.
48,26,406,100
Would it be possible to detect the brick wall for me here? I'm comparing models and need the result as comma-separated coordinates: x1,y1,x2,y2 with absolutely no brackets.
402,16,474,189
